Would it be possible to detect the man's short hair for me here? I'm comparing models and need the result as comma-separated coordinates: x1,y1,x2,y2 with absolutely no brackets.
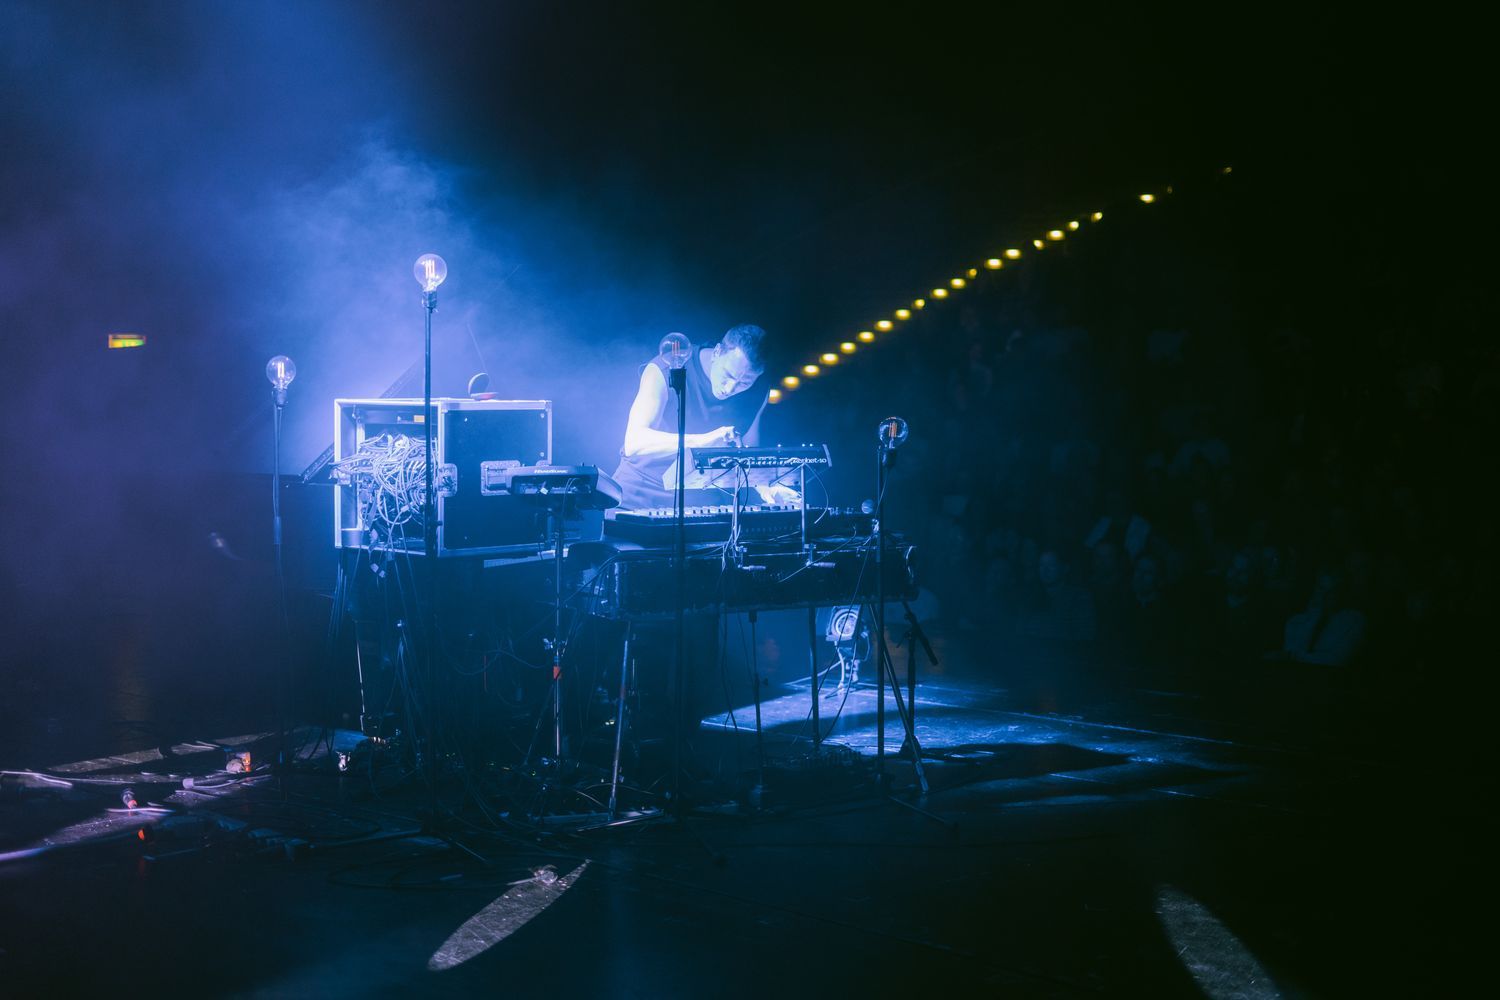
720,324,767,371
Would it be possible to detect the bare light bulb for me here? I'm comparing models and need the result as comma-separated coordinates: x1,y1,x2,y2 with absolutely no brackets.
413,253,448,292
266,355,295,406
658,332,691,369
877,416,909,449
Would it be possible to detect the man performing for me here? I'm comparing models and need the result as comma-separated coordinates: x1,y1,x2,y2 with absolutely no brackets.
612,324,799,509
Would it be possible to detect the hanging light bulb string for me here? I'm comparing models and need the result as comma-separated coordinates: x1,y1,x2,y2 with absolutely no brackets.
770,168,1229,400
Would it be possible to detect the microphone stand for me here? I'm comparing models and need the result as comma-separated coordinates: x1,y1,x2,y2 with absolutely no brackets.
669,362,688,815
271,386,289,789
421,288,439,800
871,436,931,799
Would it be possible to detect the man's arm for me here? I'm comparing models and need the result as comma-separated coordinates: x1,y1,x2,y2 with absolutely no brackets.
621,364,737,459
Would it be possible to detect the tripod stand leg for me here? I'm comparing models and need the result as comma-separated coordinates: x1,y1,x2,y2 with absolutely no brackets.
608,623,632,819
808,606,821,748
749,611,766,802
866,605,929,796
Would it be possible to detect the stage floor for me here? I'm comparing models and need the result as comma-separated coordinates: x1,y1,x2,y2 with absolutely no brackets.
1,653,1482,998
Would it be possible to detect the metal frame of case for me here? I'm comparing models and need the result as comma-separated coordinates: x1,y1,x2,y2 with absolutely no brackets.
332,397,552,557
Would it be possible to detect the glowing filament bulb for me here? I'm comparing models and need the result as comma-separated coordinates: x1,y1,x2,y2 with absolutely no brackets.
413,253,448,292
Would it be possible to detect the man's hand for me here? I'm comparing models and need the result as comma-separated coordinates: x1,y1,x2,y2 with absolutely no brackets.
690,425,740,449
754,484,802,506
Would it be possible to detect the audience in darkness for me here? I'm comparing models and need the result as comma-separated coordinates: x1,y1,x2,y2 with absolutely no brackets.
796,196,1493,696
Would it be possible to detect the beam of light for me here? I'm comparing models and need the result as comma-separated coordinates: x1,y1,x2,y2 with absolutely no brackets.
1155,886,1282,1000
428,862,589,972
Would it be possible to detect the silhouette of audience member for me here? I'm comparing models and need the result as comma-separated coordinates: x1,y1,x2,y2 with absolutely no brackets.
1085,489,1152,562
1273,569,1367,666
1017,550,1097,642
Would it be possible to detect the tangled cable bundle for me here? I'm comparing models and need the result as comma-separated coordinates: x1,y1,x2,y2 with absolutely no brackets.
333,433,431,542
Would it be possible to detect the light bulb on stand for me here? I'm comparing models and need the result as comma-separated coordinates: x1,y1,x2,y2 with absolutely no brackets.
877,415,909,450
413,253,448,294
266,355,296,407
658,332,692,369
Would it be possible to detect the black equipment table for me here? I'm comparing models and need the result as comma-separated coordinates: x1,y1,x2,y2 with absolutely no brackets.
586,539,916,620
604,505,872,545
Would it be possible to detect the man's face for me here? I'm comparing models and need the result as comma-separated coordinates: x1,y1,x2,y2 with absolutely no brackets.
708,345,761,400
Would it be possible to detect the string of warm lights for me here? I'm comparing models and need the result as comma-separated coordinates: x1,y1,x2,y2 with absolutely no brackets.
767,172,1228,403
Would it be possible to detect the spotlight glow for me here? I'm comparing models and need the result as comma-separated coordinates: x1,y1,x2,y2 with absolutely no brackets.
858,331,876,342
802,364,821,376
949,278,965,288
1091,211,1103,221
932,288,949,298
768,388,783,403
1004,248,1021,259
913,298,926,309
1139,193,1156,203
985,258,1002,269
782,375,801,388
966,267,978,278
1067,220,1080,230
876,319,893,331
894,308,911,320
1046,229,1064,241
1032,239,1044,249
820,353,838,364
840,342,857,353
